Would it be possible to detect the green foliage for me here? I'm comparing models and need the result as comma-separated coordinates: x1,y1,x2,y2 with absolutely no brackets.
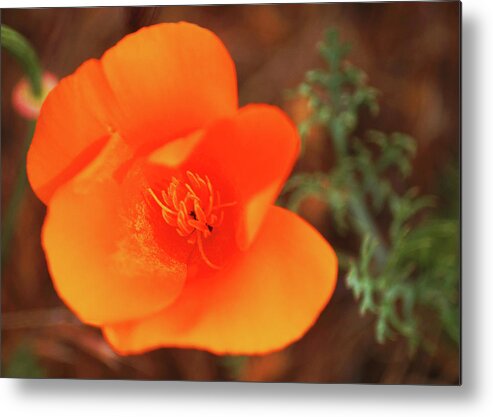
220,355,248,380
3,342,46,378
282,30,459,349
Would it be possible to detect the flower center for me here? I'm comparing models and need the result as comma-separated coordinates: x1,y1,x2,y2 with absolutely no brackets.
148,171,235,269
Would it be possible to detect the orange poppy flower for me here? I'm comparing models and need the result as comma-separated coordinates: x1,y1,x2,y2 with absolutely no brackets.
27,22,338,355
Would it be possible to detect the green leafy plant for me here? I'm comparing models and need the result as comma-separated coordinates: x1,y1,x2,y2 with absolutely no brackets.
282,30,459,349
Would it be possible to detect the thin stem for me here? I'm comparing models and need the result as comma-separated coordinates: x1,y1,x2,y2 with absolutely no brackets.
2,121,37,266
348,185,387,267
330,123,388,267
1,25,44,265
1,24,43,98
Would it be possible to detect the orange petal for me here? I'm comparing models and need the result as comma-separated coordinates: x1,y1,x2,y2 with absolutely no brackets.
27,59,121,204
101,22,237,150
28,22,237,204
152,104,300,251
103,206,338,355
42,134,190,325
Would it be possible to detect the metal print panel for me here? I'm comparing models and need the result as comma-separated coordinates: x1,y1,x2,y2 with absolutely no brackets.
1,2,460,383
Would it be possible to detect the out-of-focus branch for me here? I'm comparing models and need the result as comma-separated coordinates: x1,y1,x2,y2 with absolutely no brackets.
2,307,81,330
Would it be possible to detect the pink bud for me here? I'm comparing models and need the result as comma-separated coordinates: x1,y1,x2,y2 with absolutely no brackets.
12,72,58,120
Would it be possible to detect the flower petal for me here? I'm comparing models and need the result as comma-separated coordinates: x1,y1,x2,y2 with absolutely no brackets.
151,104,300,251
27,59,121,204
42,134,190,325
28,22,237,204
101,21,237,149
186,105,300,250
103,206,338,355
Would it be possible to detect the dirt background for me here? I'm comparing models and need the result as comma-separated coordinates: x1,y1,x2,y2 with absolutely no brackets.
1,2,460,383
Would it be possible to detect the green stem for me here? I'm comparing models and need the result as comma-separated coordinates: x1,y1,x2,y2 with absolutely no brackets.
1,25,44,266
348,186,387,267
2,121,37,266
331,123,388,267
1,25,42,97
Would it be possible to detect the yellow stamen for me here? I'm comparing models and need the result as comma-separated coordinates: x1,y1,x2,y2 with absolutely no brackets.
148,171,236,269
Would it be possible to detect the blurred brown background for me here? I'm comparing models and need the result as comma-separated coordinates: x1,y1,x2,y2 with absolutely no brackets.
1,2,460,383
